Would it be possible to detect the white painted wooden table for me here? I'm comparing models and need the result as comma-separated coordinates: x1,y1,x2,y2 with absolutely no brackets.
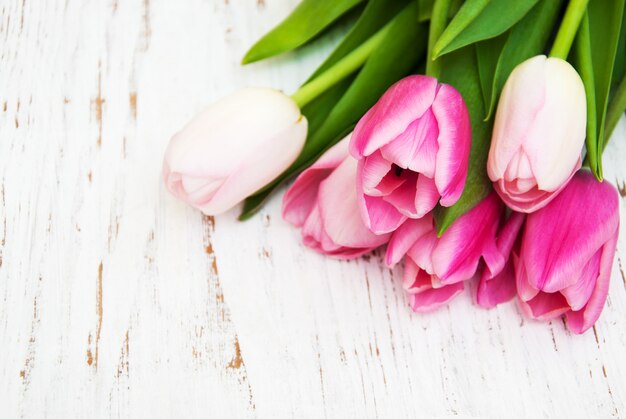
1,1,626,417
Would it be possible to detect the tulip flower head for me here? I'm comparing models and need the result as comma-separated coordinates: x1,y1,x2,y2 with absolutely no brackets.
387,193,505,312
515,170,619,334
163,88,307,215
282,136,391,259
488,55,587,213
350,75,471,234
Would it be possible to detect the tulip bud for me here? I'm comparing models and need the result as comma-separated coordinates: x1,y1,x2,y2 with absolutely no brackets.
282,136,391,259
488,55,587,213
387,193,504,312
163,88,307,215
515,170,619,334
350,75,471,234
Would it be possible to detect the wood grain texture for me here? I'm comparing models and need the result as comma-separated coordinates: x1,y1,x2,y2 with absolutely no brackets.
0,0,625,417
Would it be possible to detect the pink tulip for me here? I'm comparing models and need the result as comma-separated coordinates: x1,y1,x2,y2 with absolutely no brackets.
514,170,619,334
487,55,587,213
282,136,391,259
163,88,307,215
350,75,471,234
387,193,504,312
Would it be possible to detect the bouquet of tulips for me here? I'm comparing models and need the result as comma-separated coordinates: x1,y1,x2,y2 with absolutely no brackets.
163,0,626,334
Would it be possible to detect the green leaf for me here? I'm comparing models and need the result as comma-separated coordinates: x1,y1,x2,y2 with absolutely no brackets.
483,0,564,119
575,15,599,177
239,2,426,220
308,0,411,81
610,6,626,98
435,45,493,235
433,0,540,58
419,0,435,21
604,6,626,143
418,0,464,22
604,76,626,147
242,0,365,64
475,34,507,111
574,0,625,179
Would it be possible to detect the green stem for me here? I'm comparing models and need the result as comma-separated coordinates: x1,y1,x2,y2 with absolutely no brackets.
291,22,392,109
549,0,590,59
603,75,626,152
426,0,453,78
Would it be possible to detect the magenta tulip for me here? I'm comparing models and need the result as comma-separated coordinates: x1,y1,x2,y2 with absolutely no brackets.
350,75,471,234
163,88,307,215
387,193,504,312
514,170,619,334
282,136,391,259
487,55,587,213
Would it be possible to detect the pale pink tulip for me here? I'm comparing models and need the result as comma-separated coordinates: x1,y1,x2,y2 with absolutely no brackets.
488,55,587,213
350,75,471,234
514,170,619,334
282,136,391,259
387,193,504,312
163,88,307,215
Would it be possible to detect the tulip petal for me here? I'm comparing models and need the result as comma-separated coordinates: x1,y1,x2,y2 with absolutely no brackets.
356,159,407,234
432,193,502,284
495,177,565,213
360,195,407,234
382,171,420,217
504,150,534,182
414,175,442,219
514,177,538,194
376,173,408,197
407,229,438,275
409,282,465,312
205,114,308,214
477,211,525,308
312,134,352,168
481,238,505,282
403,259,433,293
184,177,223,206
318,157,391,249
385,216,434,267
516,252,539,302
403,259,465,312
283,137,350,227
301,204,327,252
484,211,525,277
350,76,439,158
519,292,570,321
360,151,394,196
560,247,601,311
181,175,214,195
283,170,331,228
566,231,618,334
403,257,423,292
477,260,517,308
409,112,440,178
380,109,439,177
432,84,471,206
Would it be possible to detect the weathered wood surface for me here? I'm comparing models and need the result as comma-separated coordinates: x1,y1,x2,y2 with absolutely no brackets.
1,0,625,417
